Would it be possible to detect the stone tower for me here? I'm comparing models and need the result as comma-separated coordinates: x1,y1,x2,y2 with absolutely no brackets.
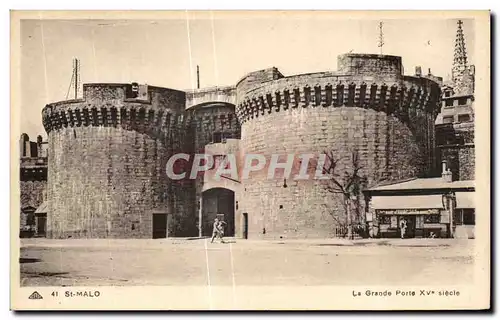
235,54,441,239
42,84,196,238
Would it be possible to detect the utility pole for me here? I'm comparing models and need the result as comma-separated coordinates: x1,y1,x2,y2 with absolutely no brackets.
196,65,200,89
378,21,384,55
66,58,81,100
73,58,80,99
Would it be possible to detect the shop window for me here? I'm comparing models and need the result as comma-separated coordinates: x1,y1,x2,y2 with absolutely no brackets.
424,214,440,224
463,209,475,225
379,215,391,224
457,114,471,123
390,216,398,228
454,209,464,225
416,215,424,228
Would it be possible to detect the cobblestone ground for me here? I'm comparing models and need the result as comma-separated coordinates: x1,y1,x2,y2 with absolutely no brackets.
19,238,474,287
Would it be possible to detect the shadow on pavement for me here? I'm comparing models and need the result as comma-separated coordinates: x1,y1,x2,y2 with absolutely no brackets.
314,243,368,247
23,271,69,277
19,258,42,263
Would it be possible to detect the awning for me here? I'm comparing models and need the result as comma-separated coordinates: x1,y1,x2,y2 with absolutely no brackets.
371,195,444,210
456,192,475,209
34,201,48,214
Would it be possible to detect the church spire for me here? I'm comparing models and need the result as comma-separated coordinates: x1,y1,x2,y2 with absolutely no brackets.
453,20,468,68
451,20,474,95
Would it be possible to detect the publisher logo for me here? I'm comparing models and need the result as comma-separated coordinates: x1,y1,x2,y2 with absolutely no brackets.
28,291,43,300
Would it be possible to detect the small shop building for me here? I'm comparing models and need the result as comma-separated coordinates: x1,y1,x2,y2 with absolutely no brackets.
364,163,475,239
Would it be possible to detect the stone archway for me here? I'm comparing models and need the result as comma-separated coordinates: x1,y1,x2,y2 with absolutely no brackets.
202,188,235,237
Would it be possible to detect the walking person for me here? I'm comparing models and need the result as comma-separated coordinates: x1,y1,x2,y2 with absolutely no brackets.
211,217,220,243
216,216,227,244
400,218,407,239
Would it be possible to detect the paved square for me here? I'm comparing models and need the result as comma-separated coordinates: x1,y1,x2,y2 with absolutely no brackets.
20,238,474,287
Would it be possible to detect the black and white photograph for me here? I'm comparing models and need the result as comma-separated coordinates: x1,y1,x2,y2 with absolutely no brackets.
10,10,490,310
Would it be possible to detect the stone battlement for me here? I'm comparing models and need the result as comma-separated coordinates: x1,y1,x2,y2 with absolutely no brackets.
42,83,187,137
236,81,441,126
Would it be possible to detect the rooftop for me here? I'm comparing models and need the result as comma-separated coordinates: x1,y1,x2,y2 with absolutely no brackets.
367,177,475,192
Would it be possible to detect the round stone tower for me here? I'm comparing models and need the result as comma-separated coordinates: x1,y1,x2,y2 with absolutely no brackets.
42,83,194,238
234,54,441,239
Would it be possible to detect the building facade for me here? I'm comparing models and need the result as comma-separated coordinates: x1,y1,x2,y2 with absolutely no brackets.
23,20,475,240
364,20,476,239
364,161,475,239
19,134,48,237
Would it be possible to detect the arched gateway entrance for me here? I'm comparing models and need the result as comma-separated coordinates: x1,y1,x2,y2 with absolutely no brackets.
201,188,235,237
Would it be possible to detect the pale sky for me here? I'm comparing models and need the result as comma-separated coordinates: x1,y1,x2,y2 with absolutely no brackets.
20,14,475,139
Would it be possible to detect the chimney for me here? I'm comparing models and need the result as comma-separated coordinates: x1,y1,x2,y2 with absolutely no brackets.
428,68,432,76
37,135,43,158
441,160,452,183
469,65,475,76
415,66,422,76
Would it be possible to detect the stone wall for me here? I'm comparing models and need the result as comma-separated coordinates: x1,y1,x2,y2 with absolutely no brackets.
337,54,402,80
236,106,430,239
458,147,475,180
20,180,46,210
47,127,168,238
